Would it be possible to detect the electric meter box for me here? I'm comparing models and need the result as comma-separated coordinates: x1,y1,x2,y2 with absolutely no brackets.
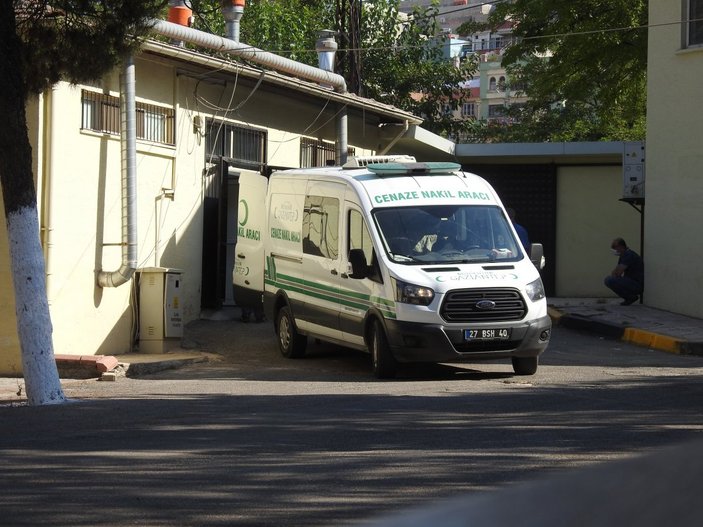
138,267,183,353
622,141,645,200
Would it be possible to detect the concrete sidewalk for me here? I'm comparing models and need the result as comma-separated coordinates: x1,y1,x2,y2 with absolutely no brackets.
548,297,703,355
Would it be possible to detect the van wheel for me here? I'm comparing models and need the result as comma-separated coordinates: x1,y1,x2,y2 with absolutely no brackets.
276,306,306,358
512,356,538,375
370,320,397,379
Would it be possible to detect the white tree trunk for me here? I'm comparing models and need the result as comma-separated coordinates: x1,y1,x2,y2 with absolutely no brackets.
7,204,65,405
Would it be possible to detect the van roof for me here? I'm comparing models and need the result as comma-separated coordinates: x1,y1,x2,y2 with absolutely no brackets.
272,157,500,209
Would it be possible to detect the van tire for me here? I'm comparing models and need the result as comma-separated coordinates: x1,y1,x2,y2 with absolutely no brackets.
276,306,307,358
512,356,538,375
370,320,397,379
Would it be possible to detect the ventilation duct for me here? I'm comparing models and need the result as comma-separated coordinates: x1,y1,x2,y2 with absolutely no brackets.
97,56,138,288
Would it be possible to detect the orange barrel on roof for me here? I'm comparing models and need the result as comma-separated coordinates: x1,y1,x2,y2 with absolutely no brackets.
168,5,192,26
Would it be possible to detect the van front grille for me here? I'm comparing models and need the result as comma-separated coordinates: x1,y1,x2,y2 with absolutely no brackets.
441,288,526,323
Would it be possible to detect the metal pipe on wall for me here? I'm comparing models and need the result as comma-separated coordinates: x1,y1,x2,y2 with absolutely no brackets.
97,55,138,288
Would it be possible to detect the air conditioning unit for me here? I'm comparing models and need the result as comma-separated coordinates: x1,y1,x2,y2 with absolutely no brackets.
343,155,416,168
622,141,645,200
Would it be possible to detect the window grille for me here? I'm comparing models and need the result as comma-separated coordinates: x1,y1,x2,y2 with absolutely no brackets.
206,120,267,170
462,102,475,117
300,137,355,167
81,90,175,145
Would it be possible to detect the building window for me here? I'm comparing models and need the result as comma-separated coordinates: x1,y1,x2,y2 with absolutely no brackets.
498,76,506,91
462,102,475,117
206,121,267,170
488,104,506,118
489,77,497,91
300,138,355,167
81,90,175,145
689,0,703,46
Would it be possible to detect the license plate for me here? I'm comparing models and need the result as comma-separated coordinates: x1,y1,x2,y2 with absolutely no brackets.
464,328,511,341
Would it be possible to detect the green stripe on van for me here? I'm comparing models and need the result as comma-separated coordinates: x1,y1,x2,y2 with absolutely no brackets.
264,273,397,319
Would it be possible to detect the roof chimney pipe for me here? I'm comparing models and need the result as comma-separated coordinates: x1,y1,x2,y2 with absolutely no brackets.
315,30,338,73
222,0,245,42
167,0,193,46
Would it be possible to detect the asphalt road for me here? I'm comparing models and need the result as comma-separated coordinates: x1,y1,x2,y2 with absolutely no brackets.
2,320,703,526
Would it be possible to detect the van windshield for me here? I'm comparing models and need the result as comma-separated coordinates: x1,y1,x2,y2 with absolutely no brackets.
373,205,524,264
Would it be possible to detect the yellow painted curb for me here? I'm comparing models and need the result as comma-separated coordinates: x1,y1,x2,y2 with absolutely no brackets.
622,328,683,354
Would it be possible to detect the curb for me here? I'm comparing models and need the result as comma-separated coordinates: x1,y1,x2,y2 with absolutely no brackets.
550,310,703,356
121,354,213,377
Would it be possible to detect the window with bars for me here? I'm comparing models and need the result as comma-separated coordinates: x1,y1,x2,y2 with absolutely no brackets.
462,102,476,117
206,120,267,170
81,90,175,145
300,137,355,168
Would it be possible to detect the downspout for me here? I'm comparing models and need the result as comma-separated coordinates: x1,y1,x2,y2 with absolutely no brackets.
316,30,347,164
43,87,60,304
97,55,138,288
336,109,348,165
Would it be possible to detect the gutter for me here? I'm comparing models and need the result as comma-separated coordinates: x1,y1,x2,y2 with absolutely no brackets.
148,19,348,94
140,40,421,125
147,19,354,163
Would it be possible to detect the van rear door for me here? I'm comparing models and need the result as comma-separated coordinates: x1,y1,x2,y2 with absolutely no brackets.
233,171,268,308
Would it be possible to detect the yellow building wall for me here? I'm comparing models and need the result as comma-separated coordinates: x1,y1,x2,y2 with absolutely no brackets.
645,2,703,317
1,46,379,368
555,166,641,297
2,54,356,364
0,196,22,376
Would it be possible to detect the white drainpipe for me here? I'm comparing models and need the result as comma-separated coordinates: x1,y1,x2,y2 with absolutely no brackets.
97,55,138,288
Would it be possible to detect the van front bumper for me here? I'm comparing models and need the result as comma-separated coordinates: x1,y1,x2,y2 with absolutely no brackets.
384,315,552,363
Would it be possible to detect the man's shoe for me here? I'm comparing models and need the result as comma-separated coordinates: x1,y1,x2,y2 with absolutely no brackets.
621,296,638,306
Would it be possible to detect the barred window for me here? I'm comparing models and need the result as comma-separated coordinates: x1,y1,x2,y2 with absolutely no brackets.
81,90,175,145
300,137,355,168
206,121,267,170
462,102,475,117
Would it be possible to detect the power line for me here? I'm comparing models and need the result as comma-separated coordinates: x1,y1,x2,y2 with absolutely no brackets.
181,2,699,57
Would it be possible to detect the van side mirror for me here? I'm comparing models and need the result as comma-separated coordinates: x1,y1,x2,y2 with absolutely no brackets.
529,243,545,270
348,249,369,279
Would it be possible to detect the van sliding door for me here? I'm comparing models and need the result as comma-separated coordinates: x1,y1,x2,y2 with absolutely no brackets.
298,181,345,340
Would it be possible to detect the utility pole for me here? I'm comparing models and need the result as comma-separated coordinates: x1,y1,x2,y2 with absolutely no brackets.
335,0,362,95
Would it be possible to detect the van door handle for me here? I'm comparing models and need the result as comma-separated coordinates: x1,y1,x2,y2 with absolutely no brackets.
330,269,338,276
237,253,245,259
340,273,349,279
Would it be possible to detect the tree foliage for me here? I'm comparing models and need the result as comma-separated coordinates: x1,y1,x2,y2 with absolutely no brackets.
188,0,476,138
459,0,648,142
189,0,333,65
16,1,169,95
360,0,476,138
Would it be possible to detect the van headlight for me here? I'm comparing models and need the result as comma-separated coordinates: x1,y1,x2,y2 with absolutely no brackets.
394,279,435,306
526,277,546,302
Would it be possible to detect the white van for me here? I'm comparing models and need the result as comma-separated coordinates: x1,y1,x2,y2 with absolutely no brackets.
233,156,551,378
